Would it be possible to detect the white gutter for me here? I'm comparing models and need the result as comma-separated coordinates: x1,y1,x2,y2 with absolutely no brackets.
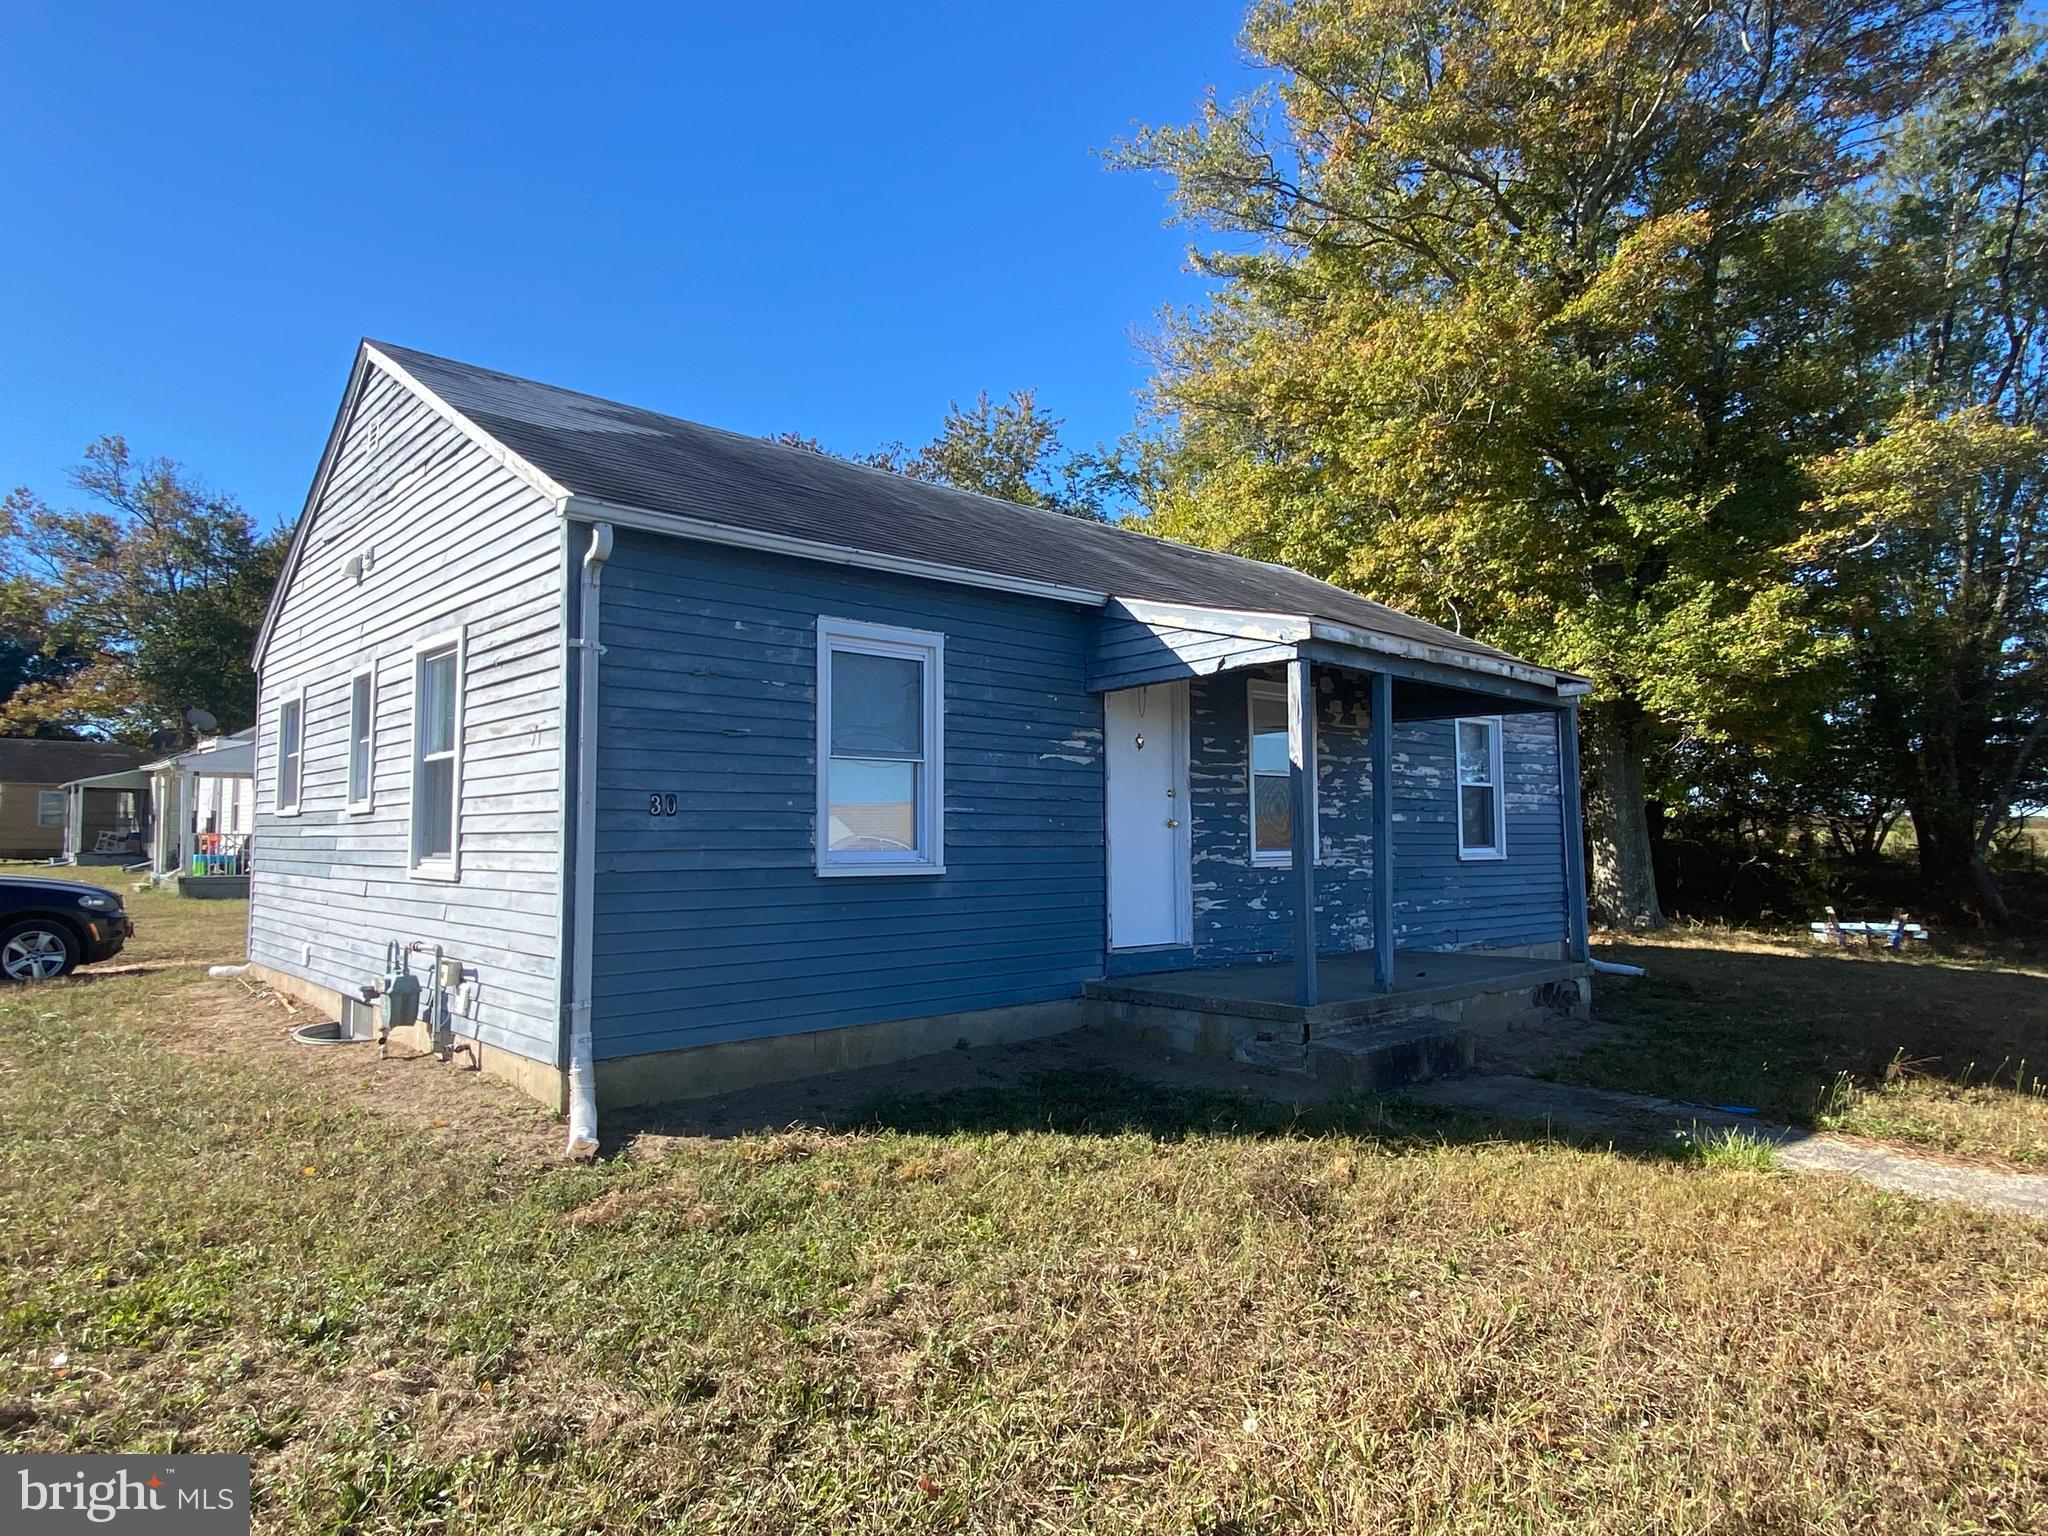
560,494,1110,608
563,521,613,1158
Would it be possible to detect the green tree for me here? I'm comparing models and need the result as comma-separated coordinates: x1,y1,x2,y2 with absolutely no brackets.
866,390,1112,516
0,437,286,741
1791,38,2048,920
1116,0,1995,925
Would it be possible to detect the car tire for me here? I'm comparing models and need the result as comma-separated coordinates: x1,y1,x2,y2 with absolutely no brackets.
0,919,80,982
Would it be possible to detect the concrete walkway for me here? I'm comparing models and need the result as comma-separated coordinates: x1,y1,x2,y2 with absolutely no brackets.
1410,1075,2048,1220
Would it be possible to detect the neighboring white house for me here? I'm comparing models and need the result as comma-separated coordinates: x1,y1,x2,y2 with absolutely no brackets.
141,728,255,892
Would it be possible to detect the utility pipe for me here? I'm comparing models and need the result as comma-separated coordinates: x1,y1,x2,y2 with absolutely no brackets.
564,522,612,1158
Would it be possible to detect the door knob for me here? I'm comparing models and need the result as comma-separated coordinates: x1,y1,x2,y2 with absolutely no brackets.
1165,818,1180,828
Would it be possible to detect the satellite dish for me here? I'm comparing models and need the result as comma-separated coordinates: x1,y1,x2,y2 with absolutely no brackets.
183,707,218,734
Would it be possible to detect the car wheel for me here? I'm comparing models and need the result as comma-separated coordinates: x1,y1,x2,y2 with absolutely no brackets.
0,920,79,981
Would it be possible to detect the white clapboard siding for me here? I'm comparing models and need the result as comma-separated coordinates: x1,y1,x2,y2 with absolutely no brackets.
250,364,567,1063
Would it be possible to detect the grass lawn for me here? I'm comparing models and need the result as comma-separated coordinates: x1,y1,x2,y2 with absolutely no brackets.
3,907,2047,1531
1579,930,2048,1167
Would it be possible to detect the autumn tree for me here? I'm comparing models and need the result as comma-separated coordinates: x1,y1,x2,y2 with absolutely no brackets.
0,437,286,741
1791,39,2047,920
1117,0,1999,925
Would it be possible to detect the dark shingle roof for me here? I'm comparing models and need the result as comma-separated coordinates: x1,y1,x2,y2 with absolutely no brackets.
0,738,148,785
371,342,1549,675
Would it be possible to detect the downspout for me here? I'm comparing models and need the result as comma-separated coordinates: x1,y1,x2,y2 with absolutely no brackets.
564,521,613,1158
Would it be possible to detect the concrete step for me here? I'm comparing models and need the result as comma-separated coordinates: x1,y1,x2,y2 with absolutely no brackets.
1306,1016,1474,1093
1232,1032,1308,1072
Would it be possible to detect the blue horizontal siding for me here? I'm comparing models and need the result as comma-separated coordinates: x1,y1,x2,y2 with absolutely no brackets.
1185,667,1567,965
590,535,1105,1058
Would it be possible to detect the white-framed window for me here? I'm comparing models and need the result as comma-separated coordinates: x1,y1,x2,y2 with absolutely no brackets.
1249,677,1316,865
816,616,945,876
1456,716,1507,859
409,631,463,880
274,688,305,815
346,665,376,813
35,790,64,828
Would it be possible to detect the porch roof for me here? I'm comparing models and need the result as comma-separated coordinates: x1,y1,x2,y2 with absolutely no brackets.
1089,599,1590,713
141,727,256,779
62,768,150,792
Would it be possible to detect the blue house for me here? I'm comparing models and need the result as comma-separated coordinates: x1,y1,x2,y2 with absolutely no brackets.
250,343,1593,1152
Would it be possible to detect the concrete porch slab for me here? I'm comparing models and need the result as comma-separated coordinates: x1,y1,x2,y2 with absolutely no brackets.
1086,948,1590,1031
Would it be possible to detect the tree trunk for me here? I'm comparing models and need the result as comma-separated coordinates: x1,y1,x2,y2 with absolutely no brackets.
1583,704,1667,929
1908,796,2011,927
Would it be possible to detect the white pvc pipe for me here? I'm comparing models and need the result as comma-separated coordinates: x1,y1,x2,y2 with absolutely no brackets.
564,521,612,1158
1590,958,1646,977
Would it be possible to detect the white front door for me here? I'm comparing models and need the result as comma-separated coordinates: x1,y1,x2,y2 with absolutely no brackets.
1105,682,1190,949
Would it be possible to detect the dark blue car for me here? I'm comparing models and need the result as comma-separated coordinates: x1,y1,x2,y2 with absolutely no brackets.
0,876,133,980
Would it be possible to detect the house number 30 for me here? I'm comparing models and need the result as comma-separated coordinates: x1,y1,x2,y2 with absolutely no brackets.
647,793,679,817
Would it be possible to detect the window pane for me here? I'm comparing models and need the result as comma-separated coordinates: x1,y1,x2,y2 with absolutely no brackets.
1253,774,1293,853
1251,688,1293,777
1457,720,1493,784
1460,784,1497,850
37,791,63,827
417,758,455,860
827,758,918,853
279,701,301,806
831,650,922,757
350,677,372,799
419,651,457,756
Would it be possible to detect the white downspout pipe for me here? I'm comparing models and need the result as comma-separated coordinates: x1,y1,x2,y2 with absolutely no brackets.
565,521,612,1158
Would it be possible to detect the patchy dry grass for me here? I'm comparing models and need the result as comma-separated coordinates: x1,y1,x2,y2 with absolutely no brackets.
4,952,2048,1532
0,859,247,970
1581,929,2048,1166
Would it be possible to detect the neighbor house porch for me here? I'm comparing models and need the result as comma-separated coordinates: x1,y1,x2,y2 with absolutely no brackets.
1089,597,1593,1069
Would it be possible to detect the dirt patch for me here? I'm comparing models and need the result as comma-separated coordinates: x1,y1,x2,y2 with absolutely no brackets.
559,1180,718,1230
153,975,567,1164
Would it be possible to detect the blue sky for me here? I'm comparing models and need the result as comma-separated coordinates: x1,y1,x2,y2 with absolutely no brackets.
1,2,1253,527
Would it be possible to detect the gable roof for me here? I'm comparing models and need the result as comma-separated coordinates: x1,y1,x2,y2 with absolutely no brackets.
261,340,1581,691
0,737,149,786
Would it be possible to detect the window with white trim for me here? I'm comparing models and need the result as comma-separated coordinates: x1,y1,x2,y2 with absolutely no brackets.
275,692,303,813
410,636,462,878
347,667,376,812
35,790,64,828
817,617,944,875
1249,678,1316,864
1456,716,1507,859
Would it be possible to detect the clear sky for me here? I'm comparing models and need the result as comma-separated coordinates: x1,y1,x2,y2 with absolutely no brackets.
1,2,1253,527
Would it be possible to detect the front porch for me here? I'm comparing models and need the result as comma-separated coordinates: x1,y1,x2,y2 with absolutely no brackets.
1092,597,1595,1018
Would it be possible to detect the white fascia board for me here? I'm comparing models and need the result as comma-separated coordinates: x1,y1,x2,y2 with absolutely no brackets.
1106,598,1314,642
1306,618,1580,694
361,343,573,505
559,494,1111,607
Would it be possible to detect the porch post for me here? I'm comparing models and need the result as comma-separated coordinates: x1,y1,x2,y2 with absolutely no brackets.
1557,704,1591,962
179,769,197,879
1371,670,1395,993
1287,655,1317,1008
